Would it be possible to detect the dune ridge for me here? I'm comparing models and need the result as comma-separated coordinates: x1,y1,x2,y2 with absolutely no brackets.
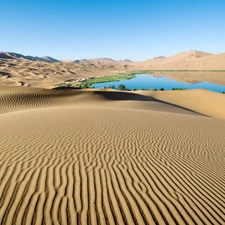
0,86,225,224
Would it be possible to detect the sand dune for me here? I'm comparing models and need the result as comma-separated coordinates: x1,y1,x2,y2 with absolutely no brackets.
0,86,225,224
133,50,225,70
142,50,212,65
0,57,124,88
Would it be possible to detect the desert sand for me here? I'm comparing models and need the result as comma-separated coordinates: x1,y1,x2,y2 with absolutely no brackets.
0,86,225,224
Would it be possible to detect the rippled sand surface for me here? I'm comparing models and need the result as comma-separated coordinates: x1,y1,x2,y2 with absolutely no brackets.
0,86,225,225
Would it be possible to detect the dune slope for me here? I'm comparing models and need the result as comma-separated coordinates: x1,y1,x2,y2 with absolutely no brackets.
0,87,225,225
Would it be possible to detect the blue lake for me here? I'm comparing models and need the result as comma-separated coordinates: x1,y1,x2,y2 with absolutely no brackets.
92,74,225,92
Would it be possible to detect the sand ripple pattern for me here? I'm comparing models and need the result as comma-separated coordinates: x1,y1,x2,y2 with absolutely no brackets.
0,86,105,115
1,106,225,225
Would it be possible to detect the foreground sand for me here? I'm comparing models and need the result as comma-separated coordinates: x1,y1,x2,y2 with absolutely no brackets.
0,86,225,225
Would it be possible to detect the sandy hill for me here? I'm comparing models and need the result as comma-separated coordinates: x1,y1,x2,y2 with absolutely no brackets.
145,50,212,63
164,50,212,61
134,50,225,70
0,86,225,224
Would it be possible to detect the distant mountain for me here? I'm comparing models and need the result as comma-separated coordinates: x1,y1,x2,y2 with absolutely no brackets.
72,58,115,65
0,52,59,62
0,52,25,59
153,56,166,60
41,56,59,62
119,59,133,62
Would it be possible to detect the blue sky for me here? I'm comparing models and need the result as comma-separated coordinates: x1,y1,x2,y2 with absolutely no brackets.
1,0,225,61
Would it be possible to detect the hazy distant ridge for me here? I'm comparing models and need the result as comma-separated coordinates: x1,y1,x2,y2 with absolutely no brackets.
0,50,220,64
0,52,59,62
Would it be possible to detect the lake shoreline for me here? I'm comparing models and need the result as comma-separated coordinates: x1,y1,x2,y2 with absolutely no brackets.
92,74,225,92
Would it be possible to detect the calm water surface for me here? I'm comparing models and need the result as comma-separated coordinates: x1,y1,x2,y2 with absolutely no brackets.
92,74,225,92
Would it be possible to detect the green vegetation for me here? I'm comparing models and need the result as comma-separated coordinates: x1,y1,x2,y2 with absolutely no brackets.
57,83,71,88
172,88,186,90
104,85,115,89
118,84,126,90
56,82,93,89
75,83,93,88
82,74,135,86
220,91,225,94
56,81,188,92
55,74,135,89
